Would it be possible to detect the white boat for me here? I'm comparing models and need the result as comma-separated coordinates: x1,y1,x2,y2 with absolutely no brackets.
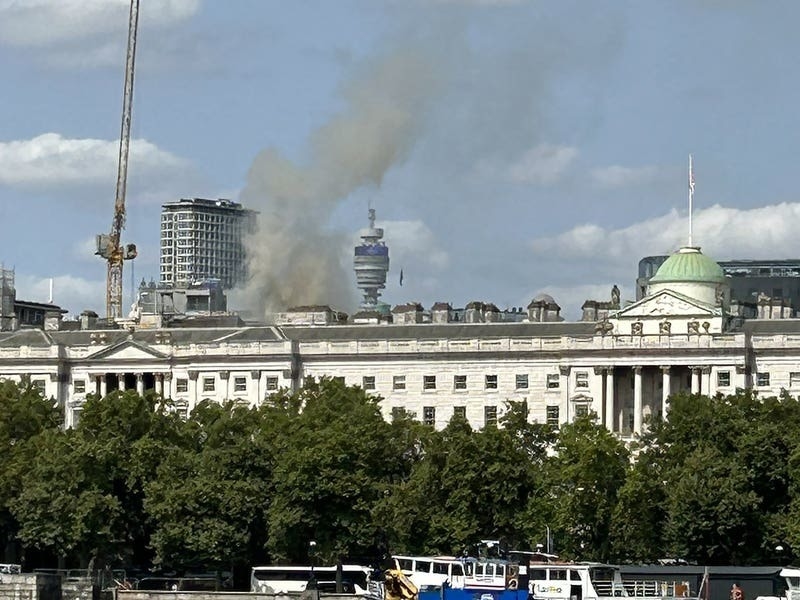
250,564,374,595
391,555,519,591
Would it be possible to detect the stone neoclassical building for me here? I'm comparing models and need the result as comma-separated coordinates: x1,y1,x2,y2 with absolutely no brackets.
1,244,799,437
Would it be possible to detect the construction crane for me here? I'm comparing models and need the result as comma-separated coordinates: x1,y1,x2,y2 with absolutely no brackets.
95,0,139,319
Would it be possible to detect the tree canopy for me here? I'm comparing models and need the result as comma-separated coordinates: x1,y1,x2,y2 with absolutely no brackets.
0,378,798,573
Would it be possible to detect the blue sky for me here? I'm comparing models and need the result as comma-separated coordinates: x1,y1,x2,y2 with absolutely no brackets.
2,0,800,320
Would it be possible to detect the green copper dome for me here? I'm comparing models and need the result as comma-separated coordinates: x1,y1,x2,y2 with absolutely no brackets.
649,246,727,284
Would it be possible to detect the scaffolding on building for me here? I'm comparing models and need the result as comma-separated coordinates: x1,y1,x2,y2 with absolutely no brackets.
0,265,15,331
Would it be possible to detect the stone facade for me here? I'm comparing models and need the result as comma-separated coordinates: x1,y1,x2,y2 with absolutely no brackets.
2,247,800,438
0,310,793,438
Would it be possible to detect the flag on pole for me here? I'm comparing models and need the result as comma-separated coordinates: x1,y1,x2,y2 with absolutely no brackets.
399,269,404,286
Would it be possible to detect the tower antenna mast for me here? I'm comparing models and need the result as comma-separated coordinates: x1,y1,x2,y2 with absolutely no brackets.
688,154,695,247
95,0,139,319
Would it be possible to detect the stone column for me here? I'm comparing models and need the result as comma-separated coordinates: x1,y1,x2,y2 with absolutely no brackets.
100,375,108,397
604,367,615,432
155,374,163,397
220,370,230,401
633,366,643,435
661,366,671,418
559,366,570,424
701,366,712,396
163,373,173,398
135,373,144,396
691,367,701,394
251,370,261,405
188,371,198,411
118,374,126,391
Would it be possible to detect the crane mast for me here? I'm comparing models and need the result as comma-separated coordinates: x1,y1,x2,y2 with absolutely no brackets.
96,0,139,319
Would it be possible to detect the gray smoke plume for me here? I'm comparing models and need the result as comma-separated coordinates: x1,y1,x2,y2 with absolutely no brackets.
236,47,438,319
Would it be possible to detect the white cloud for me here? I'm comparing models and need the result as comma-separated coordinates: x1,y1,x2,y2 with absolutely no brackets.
531,202,800,263
0,133,191,190
506,143,578,185
15,273,105,317
382,219,450,271
424,0,528,4
590,164,662,188
72,236,100,263
0,0,199,48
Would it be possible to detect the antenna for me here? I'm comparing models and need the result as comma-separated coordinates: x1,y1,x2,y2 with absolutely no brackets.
688,154,695,247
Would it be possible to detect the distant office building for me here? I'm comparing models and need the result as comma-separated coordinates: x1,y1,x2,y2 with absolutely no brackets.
159,198,257,289
637,255,800,314
0,265,67,332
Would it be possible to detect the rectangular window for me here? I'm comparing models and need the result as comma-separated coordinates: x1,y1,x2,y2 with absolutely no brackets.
575,371,589,388
391,407,404,422
32,380,46,395
485,374,498,389
546,405,560,426
333,376,345,384
757,372,770,387
393,375,406,391
423,375,436,390
362,376,376,390
176,378,188,393
574,404,589,419
73,380,86,394
515,374,529,390
546,374,560,389
234,376,247,392
423,406,436,426
453,406,466,419
202,377,215,392
790,372,800,388
454,375,467,390
266,377,279,391
484,405,498,426
717,371,731,388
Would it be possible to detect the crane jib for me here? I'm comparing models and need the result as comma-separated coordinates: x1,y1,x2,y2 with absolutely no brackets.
96,0,139,320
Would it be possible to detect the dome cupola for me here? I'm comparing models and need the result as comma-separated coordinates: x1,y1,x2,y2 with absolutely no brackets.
648,246,728,307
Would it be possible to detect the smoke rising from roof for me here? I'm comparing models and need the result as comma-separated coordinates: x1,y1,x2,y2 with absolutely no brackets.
237,47,439,319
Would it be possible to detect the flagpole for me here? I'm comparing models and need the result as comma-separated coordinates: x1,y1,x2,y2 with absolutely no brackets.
688,154,693,247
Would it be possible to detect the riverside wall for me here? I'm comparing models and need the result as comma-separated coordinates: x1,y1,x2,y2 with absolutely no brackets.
116,593,356,600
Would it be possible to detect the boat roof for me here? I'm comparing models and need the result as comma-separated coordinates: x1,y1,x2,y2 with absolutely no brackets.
252,564,369,570
780,568,800,578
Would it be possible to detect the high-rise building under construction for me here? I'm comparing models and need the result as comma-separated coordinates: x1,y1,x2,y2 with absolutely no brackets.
159,198,257,289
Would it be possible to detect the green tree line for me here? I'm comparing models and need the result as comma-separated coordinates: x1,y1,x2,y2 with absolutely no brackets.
1,376,799,575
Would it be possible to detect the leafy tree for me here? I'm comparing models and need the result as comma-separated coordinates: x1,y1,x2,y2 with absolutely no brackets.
546,414,629,561
11,428,122,565
650,390,800,564
380,401,549,556
609,448,666,562
13,390,183,567
0,378,63,562
145,401,272,571
663,444,761,564
265,378,411,564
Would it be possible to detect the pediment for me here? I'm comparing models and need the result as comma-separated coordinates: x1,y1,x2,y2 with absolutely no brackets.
87,339,167,361
614,290,718,319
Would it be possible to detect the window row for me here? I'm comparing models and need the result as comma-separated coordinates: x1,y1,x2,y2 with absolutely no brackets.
70,376,282,395
391,404,561,427
195,376,280,393
361,373,581,392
